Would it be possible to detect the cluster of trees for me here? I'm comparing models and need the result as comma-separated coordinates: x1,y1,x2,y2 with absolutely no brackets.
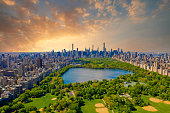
0,58,170,113
0,104,37,113
42,97,84,113
104,95,135,113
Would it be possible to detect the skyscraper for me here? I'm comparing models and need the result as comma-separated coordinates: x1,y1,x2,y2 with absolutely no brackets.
37,58,42,68
7,55,11,68
103,42,106,52
97,47,99,52
18,64,25,76
121,49,123,53
103,42,106,57
72,43,74,51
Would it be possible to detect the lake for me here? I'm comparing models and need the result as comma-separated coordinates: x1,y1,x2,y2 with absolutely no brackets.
62,68,132,84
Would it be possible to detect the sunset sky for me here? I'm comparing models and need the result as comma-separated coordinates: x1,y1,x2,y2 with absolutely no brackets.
0,0,170,52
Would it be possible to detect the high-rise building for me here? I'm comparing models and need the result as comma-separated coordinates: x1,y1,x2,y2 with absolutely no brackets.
37,58,42,68
164,53,167,59
72,43,74,51
0,86,2,95
103,42,106,52
18,64,25,76
97,47,99,52
134,52,138,58
103,42,106,57
121,49,123,53
154,61,159,68
7,55,11,68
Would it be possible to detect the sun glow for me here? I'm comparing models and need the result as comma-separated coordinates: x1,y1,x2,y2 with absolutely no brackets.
35,36,87,52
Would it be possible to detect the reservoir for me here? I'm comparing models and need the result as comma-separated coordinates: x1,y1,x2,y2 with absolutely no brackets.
62,68,132,84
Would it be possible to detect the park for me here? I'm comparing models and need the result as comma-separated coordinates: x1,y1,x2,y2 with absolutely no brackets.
0,58,170,113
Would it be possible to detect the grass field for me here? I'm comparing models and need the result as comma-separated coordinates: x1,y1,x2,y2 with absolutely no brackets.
24,93,170,113
133,95,170,113
24,93,57,110
81,99,112,113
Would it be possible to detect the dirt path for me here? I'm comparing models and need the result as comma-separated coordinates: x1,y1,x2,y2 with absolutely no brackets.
51,98,56,100
95,103,105,107
95,103,109,113
71,90,75,97
96,108,109,113
142,106,158,111
150,97,170,104
150,98,162,103
39,108,43,112
163,101,170,104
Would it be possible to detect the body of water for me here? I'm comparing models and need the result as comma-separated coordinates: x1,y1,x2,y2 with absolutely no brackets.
62,68,132,84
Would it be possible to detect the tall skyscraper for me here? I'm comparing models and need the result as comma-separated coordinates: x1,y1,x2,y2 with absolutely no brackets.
103,42,106,57
92,45,94,51
134,52,138,58
121,49,123,53
103,42,106,52
7,55,11,68
72,43,74,51
97,47,99,52
18,64,25,76
37,58,42,68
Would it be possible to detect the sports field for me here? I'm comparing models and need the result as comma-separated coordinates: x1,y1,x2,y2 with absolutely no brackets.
81,99,112,113
24,93,57,110
133,96,170,113
23,92,170,113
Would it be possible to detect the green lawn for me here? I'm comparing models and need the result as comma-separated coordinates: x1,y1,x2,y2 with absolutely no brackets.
23,93,170,113
24,93,57,110
81,99,112,113
133,95,170,113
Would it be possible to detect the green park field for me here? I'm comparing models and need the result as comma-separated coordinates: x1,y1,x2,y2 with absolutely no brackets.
81,99,112,113
24,94,170,113
133,96,170,113
24,93,57,110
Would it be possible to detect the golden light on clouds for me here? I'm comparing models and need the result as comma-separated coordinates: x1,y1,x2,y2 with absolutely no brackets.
2,0,15,6
0,0,169,52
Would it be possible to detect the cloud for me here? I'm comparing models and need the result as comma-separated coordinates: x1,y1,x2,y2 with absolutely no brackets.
128,0,147,23
1,0,15,6
152,0,169,18
0,0,169,52
0,0,92,52
94,1,104,10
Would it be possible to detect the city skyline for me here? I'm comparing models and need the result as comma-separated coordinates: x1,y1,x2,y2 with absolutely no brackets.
0,42,170,54
0,0,170,52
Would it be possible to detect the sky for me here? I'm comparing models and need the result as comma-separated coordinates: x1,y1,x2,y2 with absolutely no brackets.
0,0,170,52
